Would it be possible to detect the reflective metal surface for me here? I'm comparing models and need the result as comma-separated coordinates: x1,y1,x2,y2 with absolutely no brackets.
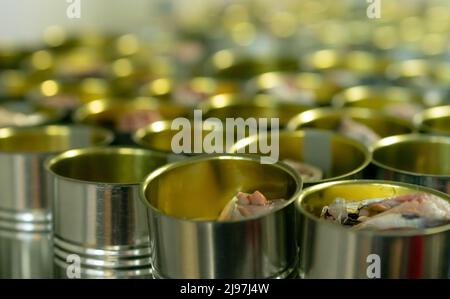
371,134,450,194
231,129,371,186
415,105,450,136
199,93,314,128
0,125,112,278
133,120,217,157
247,72,341,106
332,85,424,110
46,147,168,278
208,49,298,80
141,154,302,278
73,97,192,144
286,107,414,137
296,180,450,278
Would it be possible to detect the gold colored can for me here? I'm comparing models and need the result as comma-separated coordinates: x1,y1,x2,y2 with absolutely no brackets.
230,129,371,186
287,107,414,138
139,77,238,106
415,105,450,136
332,85,425,119
247,72,341,106
371,134,450,194
73,97,192,143
208,49,298,80
199,93,314,128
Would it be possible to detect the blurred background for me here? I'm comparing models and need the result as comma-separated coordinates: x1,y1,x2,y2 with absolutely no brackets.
0,0,449,134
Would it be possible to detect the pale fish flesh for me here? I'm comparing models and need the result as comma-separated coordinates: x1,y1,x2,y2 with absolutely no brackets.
320,193,450,231
337,116,381,147
282,159,323,182
218,191,286,221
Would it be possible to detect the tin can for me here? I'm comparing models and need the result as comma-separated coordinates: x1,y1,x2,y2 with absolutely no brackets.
414,105,450,136
296,180,450,278
230,129,371,186
208,49,298,80
332,85,425,120
287,107,414,138
140,154,303,278
46,147,168,278
199,93,314,128
0,125,112,278
73,97,192,145
139,77,238,106
133,120,218,159
246,72,341,106
370,134,450,194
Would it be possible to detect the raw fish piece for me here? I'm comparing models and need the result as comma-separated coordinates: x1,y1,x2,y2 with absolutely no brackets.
338,117,381,146
282,159,323,182
218,191,285,221
321,193,450,230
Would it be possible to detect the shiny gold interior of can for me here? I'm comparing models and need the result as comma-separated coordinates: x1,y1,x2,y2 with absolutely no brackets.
144,157,299,220
48,147,166,184
417,106,450,135
210,49,298,79
74,97,191,128
231,131,369,183
373,135,450,176
251,72,340,105
333,85,422,109
300,182,425,218
201,94,312,127
0,125,111,153
287,107,413,137
134,120,216,153
303,49,385,74
385,59,430,80
140,77,238,99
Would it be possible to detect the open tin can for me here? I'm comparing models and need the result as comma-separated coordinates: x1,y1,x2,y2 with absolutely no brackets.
0,125,112,278
73,97,192,145
140,154,302,278
133,120,219,160
370,134,450,194
296,180,450,278
332,85,426,120
139,77,238,106
246,72,341,106
199,93,314,128
414,105,450,136
46,147,168,278
230,129,371,186
286,107,414,147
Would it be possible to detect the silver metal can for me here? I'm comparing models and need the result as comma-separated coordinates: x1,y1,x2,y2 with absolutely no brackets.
46,147,168,278
371,134,450,194
140,154,303,278
296,180,450,278
0,125,112,278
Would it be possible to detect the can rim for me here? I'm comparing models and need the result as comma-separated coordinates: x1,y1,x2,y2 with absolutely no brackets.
0,124,113,155
45,146,167,186
296,179,450,237
286,106,414,132
414,105,450,135
371,133,450,178
230,128,372,184
140,153,303,224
